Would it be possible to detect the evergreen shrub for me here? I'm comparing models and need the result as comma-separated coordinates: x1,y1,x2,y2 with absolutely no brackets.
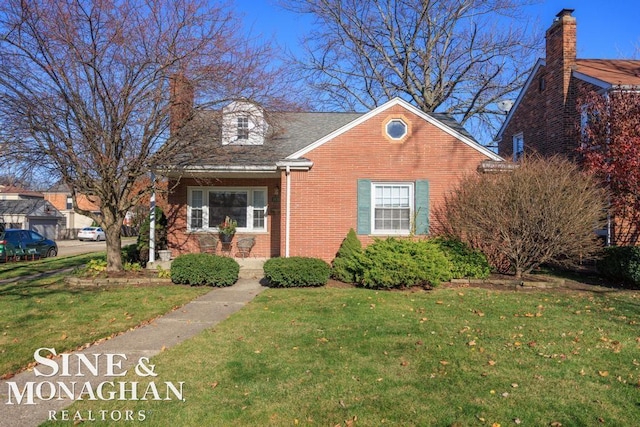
356,238,452,289
331,228,362,283
264,257,330,287
171,253,239,286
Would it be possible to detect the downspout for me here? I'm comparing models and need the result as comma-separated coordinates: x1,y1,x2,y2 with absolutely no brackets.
285,165,291,258
149,171,156,263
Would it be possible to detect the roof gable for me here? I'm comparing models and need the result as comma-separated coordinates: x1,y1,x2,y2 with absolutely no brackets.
495,58,546,141
288,98,502,161
574,59,640,88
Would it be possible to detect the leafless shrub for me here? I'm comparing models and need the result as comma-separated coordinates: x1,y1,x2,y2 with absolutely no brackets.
434,156,607,278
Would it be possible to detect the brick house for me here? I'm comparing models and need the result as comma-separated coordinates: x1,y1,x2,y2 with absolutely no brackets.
43,184,101,239
162,91,503,262
496,8,640,161
0,186,64,239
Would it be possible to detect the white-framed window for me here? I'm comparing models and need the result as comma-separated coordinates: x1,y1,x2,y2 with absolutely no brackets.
66,196,73,210
237,116,249,140
512,133,524,161
386,119,408,139
187,187,267,232
372,183,414,234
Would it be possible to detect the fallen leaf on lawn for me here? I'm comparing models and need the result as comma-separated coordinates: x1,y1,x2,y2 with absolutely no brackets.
488,360,497,366
436,301,443,305
210,381,218,389
254,350,261,354
514,418,522,424
492,423,501,427
440,360,449,365
376,378,383,382
502,392,509,398
550,422,562,427
468,340,477,346
317,337,329,343
401,360,409,366
61,333,67,340
511,383,518,388
458,292,464,296
528,341,537,347
598,371,609,377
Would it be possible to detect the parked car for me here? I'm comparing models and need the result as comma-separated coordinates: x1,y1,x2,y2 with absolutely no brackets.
0,229,58,261
77,227,106,241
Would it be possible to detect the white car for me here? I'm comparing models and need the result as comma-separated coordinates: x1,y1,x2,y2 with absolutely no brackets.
77,227,106,241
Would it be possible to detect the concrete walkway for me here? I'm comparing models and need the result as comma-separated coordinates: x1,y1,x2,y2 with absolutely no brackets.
0,278,266,427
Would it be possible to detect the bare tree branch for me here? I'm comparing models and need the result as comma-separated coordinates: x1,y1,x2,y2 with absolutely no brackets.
0,0,295,271
282,0,542,139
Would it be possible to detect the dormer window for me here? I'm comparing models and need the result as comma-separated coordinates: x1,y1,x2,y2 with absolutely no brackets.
237,117,249,140
222,101,268,145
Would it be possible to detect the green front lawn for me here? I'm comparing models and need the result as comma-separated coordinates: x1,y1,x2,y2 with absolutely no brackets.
55,286,640,426
0,266,210,376
0,253,104,280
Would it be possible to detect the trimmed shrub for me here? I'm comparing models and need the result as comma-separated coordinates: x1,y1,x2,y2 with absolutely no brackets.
171,253,239,287
356,238,452,289
331,228,363,283
264,257,330,287
432,238,490,279
597,246,640,288
121,243,140,264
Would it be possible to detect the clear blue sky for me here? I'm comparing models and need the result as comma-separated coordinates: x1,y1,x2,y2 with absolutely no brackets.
236,0,640,59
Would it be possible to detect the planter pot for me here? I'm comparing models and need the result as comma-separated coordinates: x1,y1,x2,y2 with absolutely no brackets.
158,249,172,261
219,233,234,243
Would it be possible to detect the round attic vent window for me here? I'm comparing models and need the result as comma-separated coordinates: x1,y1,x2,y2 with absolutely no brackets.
386,119,407,139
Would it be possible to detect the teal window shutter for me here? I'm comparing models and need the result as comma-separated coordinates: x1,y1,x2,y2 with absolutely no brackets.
357,179,371,235
415,180,430,235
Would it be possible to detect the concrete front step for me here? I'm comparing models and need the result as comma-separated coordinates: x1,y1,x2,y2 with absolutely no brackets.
148,257,265,280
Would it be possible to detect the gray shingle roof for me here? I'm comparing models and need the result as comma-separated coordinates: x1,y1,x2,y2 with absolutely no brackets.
0,199,64,218
167,104,480,169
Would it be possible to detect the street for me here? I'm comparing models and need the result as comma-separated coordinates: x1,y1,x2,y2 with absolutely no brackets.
56,237,136,257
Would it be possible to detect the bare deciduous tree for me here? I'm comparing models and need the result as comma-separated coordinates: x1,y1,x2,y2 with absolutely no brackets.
435,156,606,278
0,0,294,271
282,0,542,139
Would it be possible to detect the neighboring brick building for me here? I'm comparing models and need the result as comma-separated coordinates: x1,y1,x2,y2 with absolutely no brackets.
496,8,640,161
162,90,502,262
43,184,101,239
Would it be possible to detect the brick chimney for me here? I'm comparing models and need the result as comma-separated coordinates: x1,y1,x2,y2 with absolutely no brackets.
544,8,577,156
169,74,194,134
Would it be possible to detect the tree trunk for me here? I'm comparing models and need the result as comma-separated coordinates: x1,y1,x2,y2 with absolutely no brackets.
105,224,123,272
514,267,523,280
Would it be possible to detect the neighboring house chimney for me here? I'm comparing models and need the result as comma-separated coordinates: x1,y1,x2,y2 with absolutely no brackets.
169,74,194,134
545,8,577,155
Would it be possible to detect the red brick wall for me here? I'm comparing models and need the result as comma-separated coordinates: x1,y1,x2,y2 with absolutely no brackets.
499,10,590,160
167,177,281,257
280,104,492,262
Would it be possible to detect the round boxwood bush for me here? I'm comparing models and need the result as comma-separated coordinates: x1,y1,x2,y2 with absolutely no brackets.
171,253,239,287
264,257,330,287
597,246,640,288
356,238,452,289
432,237,490,279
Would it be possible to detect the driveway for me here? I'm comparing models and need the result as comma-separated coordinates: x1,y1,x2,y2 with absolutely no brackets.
56,237,136,257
